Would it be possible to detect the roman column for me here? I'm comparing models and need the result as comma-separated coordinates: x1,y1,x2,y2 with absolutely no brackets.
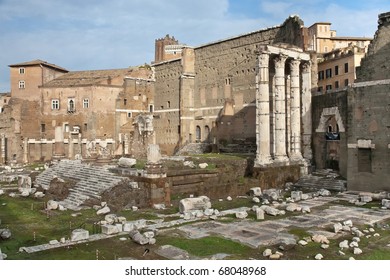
54,126,65,158
1,134,5,164
255,52,272,166
301,61,313,161
290,59,303,160
273,54,289,162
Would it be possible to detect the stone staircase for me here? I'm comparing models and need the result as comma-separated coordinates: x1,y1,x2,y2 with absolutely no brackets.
35,160,125,210
294,169,347,192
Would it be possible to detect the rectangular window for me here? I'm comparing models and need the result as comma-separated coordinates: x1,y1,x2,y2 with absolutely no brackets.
344,63,349,73
335,65,339,76
83,98,89,108
84,123,88,131
149,104,154,113
325,68,332,78
318,71,324,80
64,124,69,133
335,81,339,89
18,80,25,89
344,79,349,87
358,148,372,172
317,86,323,92
326,84,332,91
124,98,127,106
67,98,75,112
51,99,59,110
19,68,25,74
127,112,132,118
41,123,46,133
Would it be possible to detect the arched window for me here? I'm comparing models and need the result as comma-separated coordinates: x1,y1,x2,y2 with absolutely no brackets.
196,126,201,142
204,125,210,142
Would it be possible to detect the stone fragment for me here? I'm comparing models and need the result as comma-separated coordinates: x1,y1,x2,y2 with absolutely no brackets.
97,206,110,215
132,206,139,211
252,197,260,203
235,211,248,219
301,194,310,200
118,157,136,168
261,206,280,216
318,189,331,196
148,238,157,245
226,196,232,201
338,250,345,256
286,203,299,212
321,244,329,249
20,190,30,197
179,196,211,213
298,240,308,246
0,190,4,196
315,253,323,260
60,237,66,243
359,195,372,203
250,187,262,196
352,237,360,242
129,230,149,245
49,240,59,245
354,248,363,255
255,208,265,220
352,228,364,237
198,163,208,169
263,189,279,201
334,223,343,233
349,241,359,248
343,220,353,227
339,240,349,249
382,199,390,209
349,257,355,260
291,191,302,201
0,229,11,240
312,234,329,244
262,248,272,257
269,254,281,260
153,204,166,210
70,229,89,241
204,208,214,216
183,161,196,168
46,200,58,210
143,231,155,239
301,206,311,213
373,233,380,237
105,214,117,224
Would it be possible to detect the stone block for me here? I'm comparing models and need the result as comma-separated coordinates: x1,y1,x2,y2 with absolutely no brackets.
71,229,89,241
256,208,265,220
118,157,136,168
179,196,211,213
250,187,262,196
382,199,390,209
101,225,120,235
235,211,248,219
291,191,302,201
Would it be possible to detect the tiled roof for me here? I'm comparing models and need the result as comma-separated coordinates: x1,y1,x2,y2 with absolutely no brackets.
42,68,136,87
9,59,68,72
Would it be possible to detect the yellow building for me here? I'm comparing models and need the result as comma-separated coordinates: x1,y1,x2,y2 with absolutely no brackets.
317,46,366,93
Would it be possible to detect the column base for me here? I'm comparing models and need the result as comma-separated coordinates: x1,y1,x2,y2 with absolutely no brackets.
254,155,273,167
274,155,289,163
289,153,303,162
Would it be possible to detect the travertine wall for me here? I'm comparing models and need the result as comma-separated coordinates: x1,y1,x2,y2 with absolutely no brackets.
153,16,305,155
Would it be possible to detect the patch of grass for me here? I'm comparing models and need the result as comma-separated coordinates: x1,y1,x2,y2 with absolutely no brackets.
159,235,253,258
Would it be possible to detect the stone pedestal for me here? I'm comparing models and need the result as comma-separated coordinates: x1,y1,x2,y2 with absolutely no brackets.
144,144,166,178
53,126,65,160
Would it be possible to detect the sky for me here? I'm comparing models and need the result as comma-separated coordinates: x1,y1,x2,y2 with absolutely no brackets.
0,0,389,92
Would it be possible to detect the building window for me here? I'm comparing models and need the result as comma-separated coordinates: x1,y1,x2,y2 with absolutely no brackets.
196,126,201,142
51,99,59,110
149,104,154,113
344,79,349,87
64,124,70,133
19,68,25,74
344,63,349,73
318,71,324,80
41,123,46,133
84,123,88,131
335,65,339,76
124,98,127,106
317,86,323,93
127,112,132,118
358,148,372,173
167,101,171,108
325,68,332,79
18,80,25,89
68,98,75,113
335,81,339,89
326,84,332,91
83,99,89,108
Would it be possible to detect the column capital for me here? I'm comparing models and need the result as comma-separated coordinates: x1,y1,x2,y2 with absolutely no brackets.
289,59,301,70
258,52,270,67
301,61,311,73
274,54,288,68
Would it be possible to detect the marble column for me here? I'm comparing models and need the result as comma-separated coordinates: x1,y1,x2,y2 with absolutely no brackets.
1,134,5,164
255,52,272,166
301,61,313,161
273,54,289,162
23,138,29,163
290,59,303,160
68,134,74,159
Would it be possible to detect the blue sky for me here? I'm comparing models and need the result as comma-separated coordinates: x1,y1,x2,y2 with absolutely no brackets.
0,0,389,92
